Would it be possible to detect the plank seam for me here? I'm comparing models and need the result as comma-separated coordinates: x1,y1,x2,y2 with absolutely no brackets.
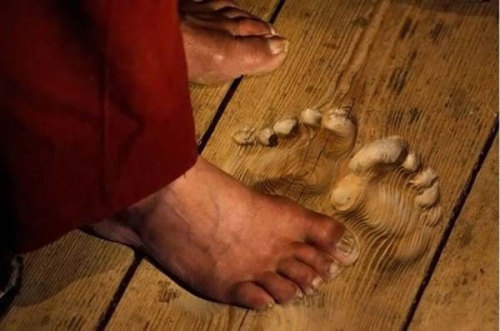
237,311,249,331
198,78,242,152
401,117,499,331
96,251,144,331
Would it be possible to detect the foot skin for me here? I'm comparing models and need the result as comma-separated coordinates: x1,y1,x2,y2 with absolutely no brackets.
180,0,289,84
91,157,359,310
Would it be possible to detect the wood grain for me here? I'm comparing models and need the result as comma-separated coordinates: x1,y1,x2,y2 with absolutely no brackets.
0,231,134,330
0,1,281,330
410,135,498,331
107,0,498,329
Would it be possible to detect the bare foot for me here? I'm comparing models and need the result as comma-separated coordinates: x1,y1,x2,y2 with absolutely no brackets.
91,157,359,310
179,0,289,84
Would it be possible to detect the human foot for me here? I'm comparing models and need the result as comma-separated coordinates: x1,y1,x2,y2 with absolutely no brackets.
91,157,359,310
179,0,289,84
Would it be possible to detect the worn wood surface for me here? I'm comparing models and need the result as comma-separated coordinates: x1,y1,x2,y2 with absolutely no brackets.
1,0,498,330
410,135,498,331
0,231,134,330
105,0,498,330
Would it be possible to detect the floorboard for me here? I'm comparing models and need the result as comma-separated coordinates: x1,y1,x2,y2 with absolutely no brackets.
410,135,498,331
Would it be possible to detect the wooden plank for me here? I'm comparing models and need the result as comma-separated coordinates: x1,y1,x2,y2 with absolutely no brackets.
410,135,498,331
0,1,281,330
106,0,498,329
0,231,133,330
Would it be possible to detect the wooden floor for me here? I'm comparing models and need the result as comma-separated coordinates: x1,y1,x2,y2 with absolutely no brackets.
0,0,498,330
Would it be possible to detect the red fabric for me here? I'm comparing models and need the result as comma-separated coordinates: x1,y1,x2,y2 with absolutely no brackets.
0,1,197,252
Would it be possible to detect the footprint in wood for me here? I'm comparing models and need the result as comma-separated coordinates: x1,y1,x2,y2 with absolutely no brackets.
232,107,357,198
330,136,442,267
233,111,442,269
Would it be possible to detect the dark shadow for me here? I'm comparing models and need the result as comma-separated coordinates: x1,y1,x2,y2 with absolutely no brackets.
0,156,22,317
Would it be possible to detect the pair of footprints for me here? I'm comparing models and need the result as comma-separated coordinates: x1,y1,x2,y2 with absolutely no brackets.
233,108,441,266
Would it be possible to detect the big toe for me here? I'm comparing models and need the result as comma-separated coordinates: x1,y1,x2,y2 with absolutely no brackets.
305,213,360,266
185,14,275,36
184,25,289,83
229,36,289,75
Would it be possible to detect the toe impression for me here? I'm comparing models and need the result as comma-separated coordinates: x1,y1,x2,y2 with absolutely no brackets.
349,136,408,177
322,108,356,139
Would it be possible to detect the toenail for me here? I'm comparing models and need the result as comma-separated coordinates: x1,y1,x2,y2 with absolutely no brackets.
265,301,275,310
269,24,278,36
335,230,360,263
311,276,322,290
328,261,342,280
268,38,289,55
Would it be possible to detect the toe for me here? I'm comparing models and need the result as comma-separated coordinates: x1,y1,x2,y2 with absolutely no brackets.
182,0,239,13
304,214,360,266
256,272,303,304
215,6,256,19
182,25,288,83
291,242,341,280
229,281,274,310
231,17,275,36
305,212,345,253
349,136,408,176
187,16,273,36
277,258,324,295
225,36,289,76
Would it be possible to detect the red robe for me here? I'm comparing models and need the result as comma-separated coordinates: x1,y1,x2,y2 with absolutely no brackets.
0,1,197,252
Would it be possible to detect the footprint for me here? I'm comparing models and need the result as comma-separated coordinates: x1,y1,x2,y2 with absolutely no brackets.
232,107,357,198
232,113,441,268
330,136,442,266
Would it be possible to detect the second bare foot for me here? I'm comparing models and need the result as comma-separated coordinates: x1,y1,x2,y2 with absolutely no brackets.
180,0,289,84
